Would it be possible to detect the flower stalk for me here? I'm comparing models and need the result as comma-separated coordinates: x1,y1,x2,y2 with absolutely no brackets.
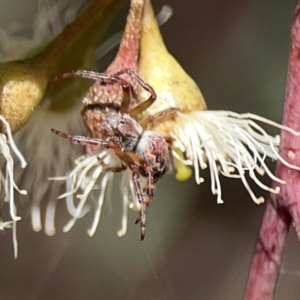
244,1,300,299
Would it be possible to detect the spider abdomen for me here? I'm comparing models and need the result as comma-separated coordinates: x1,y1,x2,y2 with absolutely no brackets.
135,131,169,180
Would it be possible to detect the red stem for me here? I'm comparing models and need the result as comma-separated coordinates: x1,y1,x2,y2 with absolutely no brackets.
106,0,144,74
84,0,144,109
244,1,300,299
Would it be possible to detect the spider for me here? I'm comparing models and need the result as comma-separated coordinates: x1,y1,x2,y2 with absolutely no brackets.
51,69,178,240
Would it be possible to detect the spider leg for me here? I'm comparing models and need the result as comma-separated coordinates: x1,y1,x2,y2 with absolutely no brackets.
120,153,146,239
134,193,152,223
119,83,132,114
53,69,157,117
116,151,154,240
139,107,180,129
115,150,154,240
164,136,174,151
134,167,154,236
117,151,154,205
136,195,148,241
51,128,121,150
53,70,123,85
134,180,154,239
53,70,134,115
134,173,153,228
112,69,157,118
114,151,144,205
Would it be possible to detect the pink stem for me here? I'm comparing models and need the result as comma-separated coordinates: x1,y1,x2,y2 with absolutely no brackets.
84,0,144,109
106,0,144,74
244,1,300,299
243,197,291,300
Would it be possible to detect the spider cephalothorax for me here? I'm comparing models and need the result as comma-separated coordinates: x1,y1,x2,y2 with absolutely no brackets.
51,69,177,240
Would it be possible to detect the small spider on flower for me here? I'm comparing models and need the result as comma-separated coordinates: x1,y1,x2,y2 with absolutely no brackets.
51,69,177,240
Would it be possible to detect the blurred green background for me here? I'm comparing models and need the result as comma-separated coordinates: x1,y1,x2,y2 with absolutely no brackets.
0,0,299,299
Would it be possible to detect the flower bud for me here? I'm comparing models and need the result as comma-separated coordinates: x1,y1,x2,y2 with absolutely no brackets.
0,60,47,132
138,0,206,116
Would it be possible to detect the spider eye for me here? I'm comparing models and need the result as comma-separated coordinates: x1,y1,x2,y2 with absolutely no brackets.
119,119,125,125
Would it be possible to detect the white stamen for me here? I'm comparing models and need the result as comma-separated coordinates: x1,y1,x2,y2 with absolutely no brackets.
63,165,103,232
118,169,140,237
0,219,13,230
0,115,26,258
49,148,137,236
65,176,91,218
171,110,297,205
31,204,42,232
87,173,113,237
118,171,130,237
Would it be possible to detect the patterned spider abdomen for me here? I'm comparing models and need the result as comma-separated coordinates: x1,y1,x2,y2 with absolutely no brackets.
135,131,169,181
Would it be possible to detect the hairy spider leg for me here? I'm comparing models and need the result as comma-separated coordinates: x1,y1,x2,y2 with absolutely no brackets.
53,69,157,118
164,136,174,151
139,107,180,129
115,150,153,241
53,69,157,117
112,69,157,117
54,70,133,111
119,83,132,114
51,129,122,150
53,70,123,84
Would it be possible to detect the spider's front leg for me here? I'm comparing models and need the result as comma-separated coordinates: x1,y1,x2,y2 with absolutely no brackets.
53,70,134,113
133,161,154,241
51,128,122,150
52,68,158,117
115,150,154,240
134,168,154,233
